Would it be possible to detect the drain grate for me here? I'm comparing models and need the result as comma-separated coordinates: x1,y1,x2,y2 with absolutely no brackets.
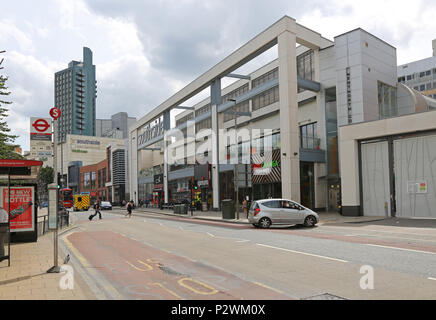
301,293,347,300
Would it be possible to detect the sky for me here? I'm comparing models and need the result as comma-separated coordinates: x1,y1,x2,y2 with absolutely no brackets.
1,0,436,152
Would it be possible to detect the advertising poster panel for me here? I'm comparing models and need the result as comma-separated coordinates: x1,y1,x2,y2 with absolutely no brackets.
0,186,35,232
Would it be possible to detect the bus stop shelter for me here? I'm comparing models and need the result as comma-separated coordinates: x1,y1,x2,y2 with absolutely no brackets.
0,159,43,267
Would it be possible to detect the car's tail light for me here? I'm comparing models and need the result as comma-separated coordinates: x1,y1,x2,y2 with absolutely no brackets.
254,208,260,216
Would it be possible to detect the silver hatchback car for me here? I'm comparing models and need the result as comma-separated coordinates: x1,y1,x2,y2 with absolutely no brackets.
248,199,319,228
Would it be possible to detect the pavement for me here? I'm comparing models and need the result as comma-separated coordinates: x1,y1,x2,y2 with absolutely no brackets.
134,206,387,225
0,225,96,300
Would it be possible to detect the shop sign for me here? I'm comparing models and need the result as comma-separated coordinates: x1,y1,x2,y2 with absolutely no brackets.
197,180,209,187
252,160,279,170
138,119,164,149
154,174,163,191
0,186,35,232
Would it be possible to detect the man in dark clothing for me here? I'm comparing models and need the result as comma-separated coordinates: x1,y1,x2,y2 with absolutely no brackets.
125,200,133,218
89,199,102,220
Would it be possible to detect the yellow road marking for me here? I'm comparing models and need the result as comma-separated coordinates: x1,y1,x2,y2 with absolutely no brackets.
178,277,218,295
150,282,183,300
146,258,159,264
254,281,284,294
125,260,153,271
62,233,122,299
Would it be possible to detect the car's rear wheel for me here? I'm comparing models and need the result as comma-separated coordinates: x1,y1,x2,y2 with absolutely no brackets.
258,217,272,229
304,215,317,227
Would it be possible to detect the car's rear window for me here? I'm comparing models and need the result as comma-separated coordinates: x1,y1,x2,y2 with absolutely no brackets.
262,200,281,208
250,202,259,210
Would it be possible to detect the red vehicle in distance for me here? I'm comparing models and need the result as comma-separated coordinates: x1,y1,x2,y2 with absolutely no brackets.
60,188,73,208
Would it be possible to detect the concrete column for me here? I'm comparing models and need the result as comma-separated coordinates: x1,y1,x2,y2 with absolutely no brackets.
339,138,360,215
211,104,220,209
130,130,138,204
163,112,170,204
278,27,300,202
211,79,222,210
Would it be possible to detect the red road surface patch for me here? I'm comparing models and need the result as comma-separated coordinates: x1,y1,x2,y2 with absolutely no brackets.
67,231,290,300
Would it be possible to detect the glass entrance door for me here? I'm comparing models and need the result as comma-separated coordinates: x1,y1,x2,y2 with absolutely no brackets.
300,162,314,209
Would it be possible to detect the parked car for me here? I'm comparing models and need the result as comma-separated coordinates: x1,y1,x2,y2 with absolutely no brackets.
100,201,112,210
41,202,48,208
248,199,319,228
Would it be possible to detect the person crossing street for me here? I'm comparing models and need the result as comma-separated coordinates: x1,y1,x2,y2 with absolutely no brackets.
89,199,102,220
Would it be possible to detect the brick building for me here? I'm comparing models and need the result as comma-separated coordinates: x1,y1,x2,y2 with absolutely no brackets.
79,148,111,202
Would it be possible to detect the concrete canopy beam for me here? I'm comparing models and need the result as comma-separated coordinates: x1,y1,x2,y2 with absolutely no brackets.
131,15,333,135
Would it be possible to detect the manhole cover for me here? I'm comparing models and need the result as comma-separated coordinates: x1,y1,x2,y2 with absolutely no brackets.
301,293,347,300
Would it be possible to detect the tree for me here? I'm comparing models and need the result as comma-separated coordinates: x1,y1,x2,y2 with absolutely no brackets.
0,52,21,159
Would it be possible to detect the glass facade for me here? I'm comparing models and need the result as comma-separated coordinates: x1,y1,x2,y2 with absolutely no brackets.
378,81,397,118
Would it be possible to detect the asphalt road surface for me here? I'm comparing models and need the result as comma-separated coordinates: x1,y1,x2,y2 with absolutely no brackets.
60,208,436,300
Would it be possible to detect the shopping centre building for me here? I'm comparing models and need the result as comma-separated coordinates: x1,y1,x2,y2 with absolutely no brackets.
129,16,436,217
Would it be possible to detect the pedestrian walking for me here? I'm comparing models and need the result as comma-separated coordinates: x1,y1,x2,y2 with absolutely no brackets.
242,198,248,218
0,207,9,262
121,199,126,209
125,200,133,218
145,198,149,208
89,199,102,220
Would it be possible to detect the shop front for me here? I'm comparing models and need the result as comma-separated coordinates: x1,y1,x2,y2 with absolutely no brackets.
251,149,282,200
152,173,164,207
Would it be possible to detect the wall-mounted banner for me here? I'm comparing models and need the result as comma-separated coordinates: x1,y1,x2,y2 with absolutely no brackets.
0,186,35,232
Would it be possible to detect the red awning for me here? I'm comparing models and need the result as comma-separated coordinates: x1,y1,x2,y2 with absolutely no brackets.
0,159,43,176
0,159,43,167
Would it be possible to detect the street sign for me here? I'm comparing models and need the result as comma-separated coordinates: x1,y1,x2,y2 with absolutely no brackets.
30,117,52,141
49,107,61,120
32,118,50,132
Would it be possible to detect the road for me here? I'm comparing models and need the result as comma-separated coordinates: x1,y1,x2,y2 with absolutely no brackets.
60,208,436,300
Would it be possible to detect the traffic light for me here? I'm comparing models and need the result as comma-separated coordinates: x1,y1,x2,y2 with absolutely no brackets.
193,181,198,190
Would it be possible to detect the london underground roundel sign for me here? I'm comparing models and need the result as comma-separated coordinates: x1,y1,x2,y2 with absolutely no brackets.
32,118,50,132
49,107,61,120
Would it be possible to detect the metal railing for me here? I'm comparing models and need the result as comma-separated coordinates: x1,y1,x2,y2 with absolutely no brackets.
37,210,70,237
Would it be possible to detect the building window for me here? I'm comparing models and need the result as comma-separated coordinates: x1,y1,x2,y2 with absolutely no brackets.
252,68,278,89
420,84,425,91
426,83,432,90
251,86,279,112
378,81,397,119
346,67,352,124
300,122,319,149
84,172,90,189
91,172,96,189
195,104,211,117
195,117,212,132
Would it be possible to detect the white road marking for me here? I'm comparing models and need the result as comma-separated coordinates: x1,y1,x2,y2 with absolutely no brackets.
256,243,348,263
428,277,436,281
366,244,436,255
